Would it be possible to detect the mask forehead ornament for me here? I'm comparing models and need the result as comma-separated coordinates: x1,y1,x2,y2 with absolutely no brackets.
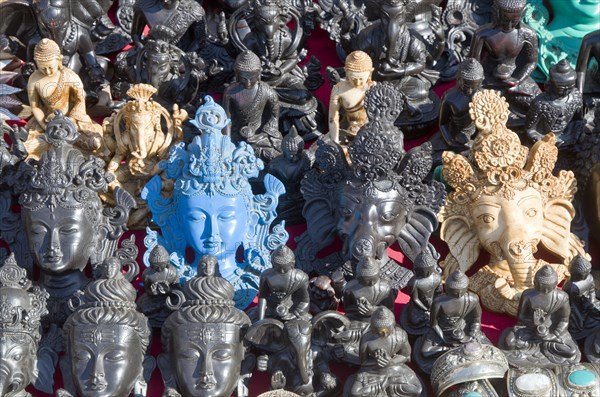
142,96,288,309
299,83,446,287
439,89,589,315
0,253,49,397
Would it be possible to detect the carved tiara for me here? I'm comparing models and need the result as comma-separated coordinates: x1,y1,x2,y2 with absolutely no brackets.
8,112,113,211
0,254,49,341
160,96,264,197
441,90,576,204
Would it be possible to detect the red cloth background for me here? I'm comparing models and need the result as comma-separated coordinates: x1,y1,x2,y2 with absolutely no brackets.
22,18,600,397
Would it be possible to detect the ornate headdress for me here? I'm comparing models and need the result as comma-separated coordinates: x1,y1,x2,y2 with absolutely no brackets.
149,245,170,266
549,59,577,86
445,270,469,290
0,253,49,342
33,38,61,62
495,0,525,12
458,58,484,82
371,306,395,329
271,245,295,267
281,126,303,155
534,265,558,286
235,50,262,73
9,113,111,212
570,255,592,276
441,90,575,204
162,96,263,198
345,83,445,212
345,51,373,73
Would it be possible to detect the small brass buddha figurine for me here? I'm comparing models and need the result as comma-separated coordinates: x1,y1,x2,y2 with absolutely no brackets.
439,89,589,316
63,258,153,397
25,38,105,160
500,265,581,367
563,255,600,340
158,268,252,397
413,270,490,374
0,253,49,397
328,51,375,144
222,50,282,163
257,245,311,322
400,250,442,336
346,306,423,397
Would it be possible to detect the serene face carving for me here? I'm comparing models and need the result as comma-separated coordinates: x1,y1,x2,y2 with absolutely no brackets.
552,81,576,97
499,9,522,32
171,323,243,397
470,187,544,265
177,193,248,275
70,324,143,397
237,70,260,89
0,333,36,397
345,70,371,89
458,77,483,97
22,205,97,274
336,184,408,261
35,57,61,77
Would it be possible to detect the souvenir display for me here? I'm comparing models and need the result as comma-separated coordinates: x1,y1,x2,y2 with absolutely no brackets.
25,39,105,160
246,317,341,396
2,113,135,326
522,0,600,80
298,83,446,288
222,50,282,163
328,50,374,144
137,244,181,328
344,306,424,397
469,0,541,118
228,0,325,140
576,30,600,96
2,2,600,396
563,255,600,340
499,265,581,367
256,245,311,322
158,264,253,397
430,341,508,397
0,253,49,397
413,271,490,374
400,250,442,336
102,83,187,228
525,59,583,147
141,95,288,309
266,126,311,225
431,57,484,166
439,89,588,316
63,256,153,397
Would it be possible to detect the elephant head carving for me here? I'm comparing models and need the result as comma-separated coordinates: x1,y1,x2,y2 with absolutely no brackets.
439,89,589,315
298,83,446,288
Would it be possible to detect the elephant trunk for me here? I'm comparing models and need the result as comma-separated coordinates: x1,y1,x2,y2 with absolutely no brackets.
0,363,23,397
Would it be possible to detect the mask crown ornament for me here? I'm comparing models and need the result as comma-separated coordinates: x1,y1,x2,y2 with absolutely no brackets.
442,89,575,203
142,95,287,309
0,253,49,341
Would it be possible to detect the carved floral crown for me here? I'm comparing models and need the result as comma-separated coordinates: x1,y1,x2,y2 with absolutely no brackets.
441,90,576,207
0,254,49,341
9,112,113,211
344,83,445,211
160,96,264,198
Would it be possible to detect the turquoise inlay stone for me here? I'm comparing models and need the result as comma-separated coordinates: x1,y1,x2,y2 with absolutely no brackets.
462,392,483,397
568,369,596,387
